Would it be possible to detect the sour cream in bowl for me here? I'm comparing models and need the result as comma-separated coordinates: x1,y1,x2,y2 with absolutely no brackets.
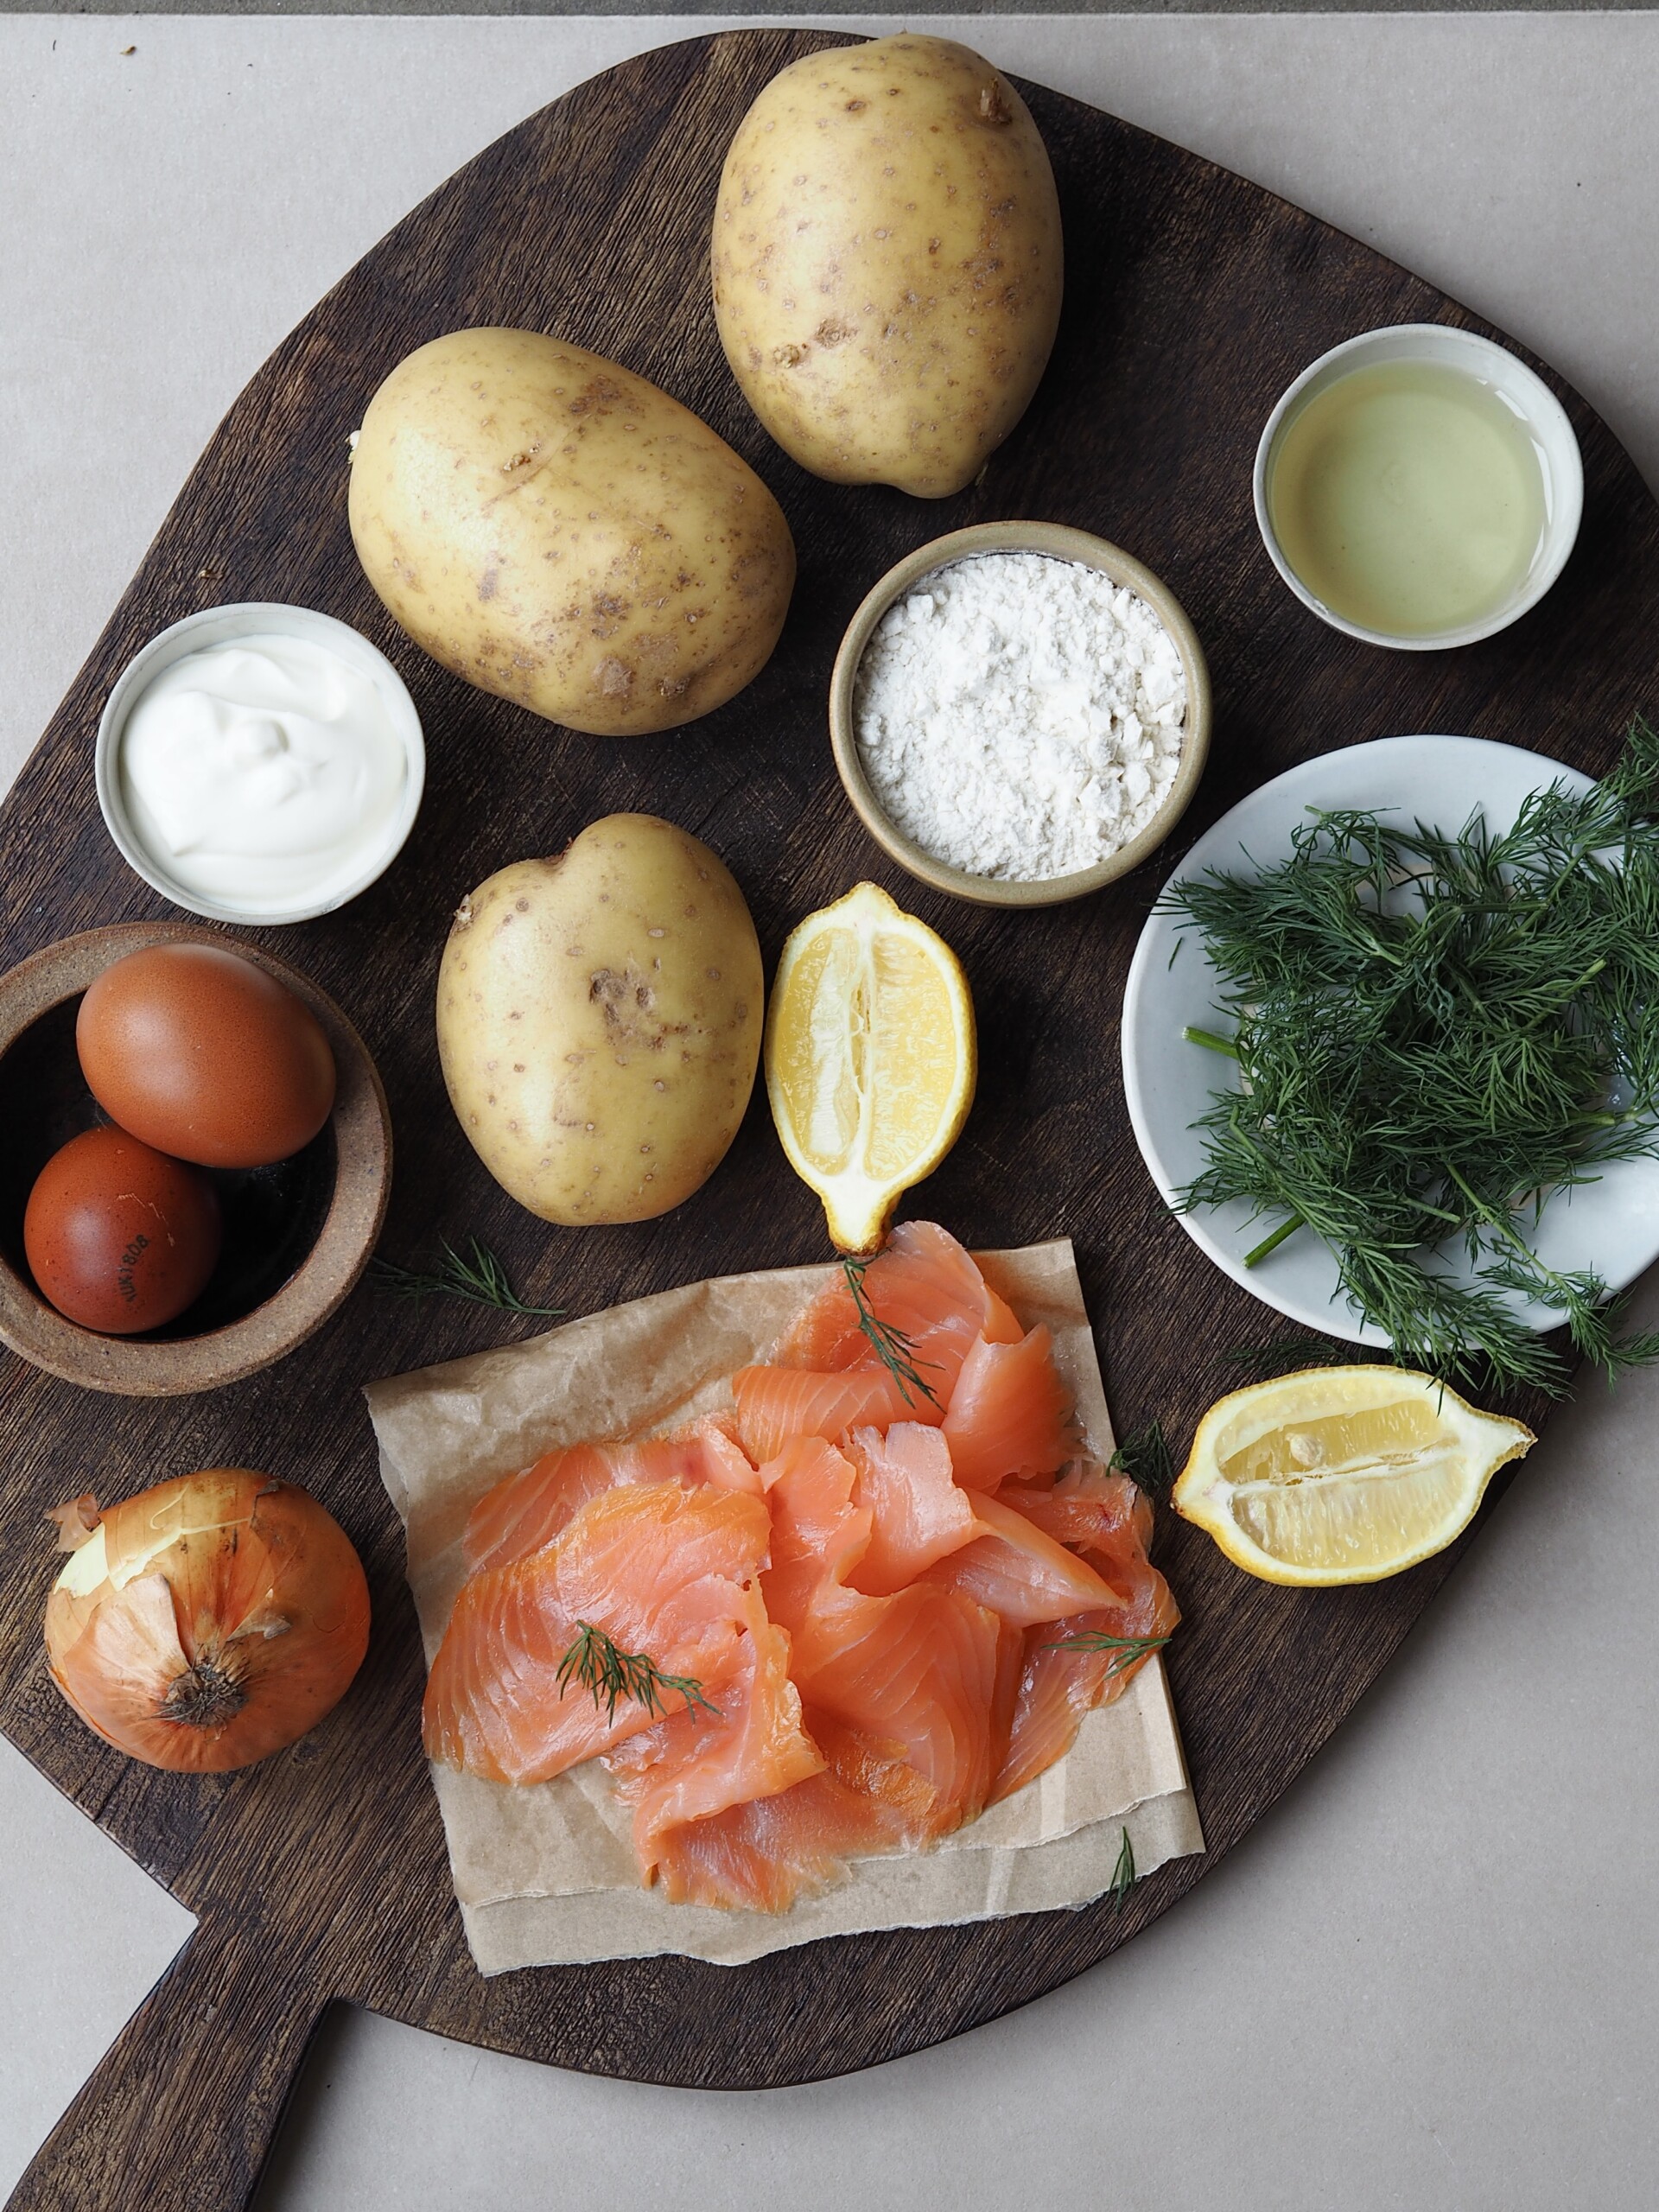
97,604,424,925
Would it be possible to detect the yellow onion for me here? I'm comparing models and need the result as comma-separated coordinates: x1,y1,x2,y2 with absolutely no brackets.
45,1470,370,1772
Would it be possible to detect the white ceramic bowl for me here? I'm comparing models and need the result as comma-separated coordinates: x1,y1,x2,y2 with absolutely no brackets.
1121,734,1659,1345
95,602,425,925
1253,324,1584,652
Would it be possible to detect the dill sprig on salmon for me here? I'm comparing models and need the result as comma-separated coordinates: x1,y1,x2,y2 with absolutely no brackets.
842,1253,943,1408
1042,1628,1173,1680
556,1621,721,1726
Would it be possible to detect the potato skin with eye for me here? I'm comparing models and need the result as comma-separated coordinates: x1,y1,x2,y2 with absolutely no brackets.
347,328,796,736
436,816,764,1224
711,34,1064,499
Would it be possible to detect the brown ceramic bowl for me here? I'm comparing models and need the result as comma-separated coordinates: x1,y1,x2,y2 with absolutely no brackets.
0,922,391,1395
829,521,1212,908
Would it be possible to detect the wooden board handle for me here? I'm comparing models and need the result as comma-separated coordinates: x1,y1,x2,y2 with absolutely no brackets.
6,1923,324,2211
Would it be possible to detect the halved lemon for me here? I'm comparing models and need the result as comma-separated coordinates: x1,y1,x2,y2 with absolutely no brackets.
1172,1366,1534,1586
765,881,976,1254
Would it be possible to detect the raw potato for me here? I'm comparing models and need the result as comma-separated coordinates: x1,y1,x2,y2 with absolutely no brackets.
712,35,1064,499
437,816,763,1225
348,329,796,736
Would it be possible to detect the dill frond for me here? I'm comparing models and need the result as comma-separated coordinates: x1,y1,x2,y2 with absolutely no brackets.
842,1254,943,1408
1106,1418,1175,1500
372,1236,563,1319
1107,1825,1136,1910
555,1622,720,1726
1042,1628,1172,1678
1221,1334,1359,1382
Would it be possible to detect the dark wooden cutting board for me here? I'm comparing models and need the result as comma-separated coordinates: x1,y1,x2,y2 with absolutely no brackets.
4,28,1656,2209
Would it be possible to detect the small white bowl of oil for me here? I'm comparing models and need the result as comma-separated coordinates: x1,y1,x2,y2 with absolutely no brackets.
1254,324,1583,652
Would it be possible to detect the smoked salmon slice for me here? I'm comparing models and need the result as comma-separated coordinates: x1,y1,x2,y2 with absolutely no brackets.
762,1436,1013,1835
731,1224,1035,1460
423,1481,768,1784
845,1422,979,1596
730,1363,926,1464
607,1584,825,1901
772,1220,1021,1397
785,1579,1014,1836
760,1433,874,1594
625,1762,913,1913
941,1328,1077,1491
1001,1462,1169,1605
648,1700,971,1914
922,1489,1122,1626
612,1445,955,1910
989,1465,1181,1802
464,1418,759,1576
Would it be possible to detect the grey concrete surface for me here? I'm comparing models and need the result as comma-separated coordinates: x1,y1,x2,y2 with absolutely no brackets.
3,16,1657,2210
0,1742,193,2197
2,1,1652,15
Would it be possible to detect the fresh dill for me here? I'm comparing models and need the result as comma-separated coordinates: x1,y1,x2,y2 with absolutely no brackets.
1043,1627,1172,1679
1107,1825,1136,1910
842,1254,943,1408
1220,1334,1360,1382
372,1236,564,1319
555,1622,720,1726
1163,719,1659,1395
1107,1417,1175,1500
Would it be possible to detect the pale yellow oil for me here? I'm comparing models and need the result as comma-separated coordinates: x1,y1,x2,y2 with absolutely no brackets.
1267,360,1548,637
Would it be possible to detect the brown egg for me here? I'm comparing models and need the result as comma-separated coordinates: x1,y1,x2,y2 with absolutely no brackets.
76,944,336,1169
24,1126,222,1334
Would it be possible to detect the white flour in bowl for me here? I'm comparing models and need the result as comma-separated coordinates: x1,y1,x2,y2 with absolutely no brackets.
853,552,1187,881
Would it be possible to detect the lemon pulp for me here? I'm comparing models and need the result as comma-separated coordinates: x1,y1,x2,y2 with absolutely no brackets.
1175,1366,1535,1585
765,882,975,1253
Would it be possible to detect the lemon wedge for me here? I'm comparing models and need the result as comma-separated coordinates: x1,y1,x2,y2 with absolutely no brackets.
765,881,976,1253
1172,1365,1534,1585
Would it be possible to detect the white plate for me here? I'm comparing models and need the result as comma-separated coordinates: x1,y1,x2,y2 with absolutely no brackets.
1120,734,1659,1345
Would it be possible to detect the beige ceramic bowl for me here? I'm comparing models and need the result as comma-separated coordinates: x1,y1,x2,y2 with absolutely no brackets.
0,921,392,1396
830,522,1211,908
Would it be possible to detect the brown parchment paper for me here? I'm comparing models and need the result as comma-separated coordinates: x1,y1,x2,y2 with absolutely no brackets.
365,1241,1205,1972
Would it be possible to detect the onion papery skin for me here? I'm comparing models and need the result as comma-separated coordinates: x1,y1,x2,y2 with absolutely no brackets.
44,1469,371,1773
